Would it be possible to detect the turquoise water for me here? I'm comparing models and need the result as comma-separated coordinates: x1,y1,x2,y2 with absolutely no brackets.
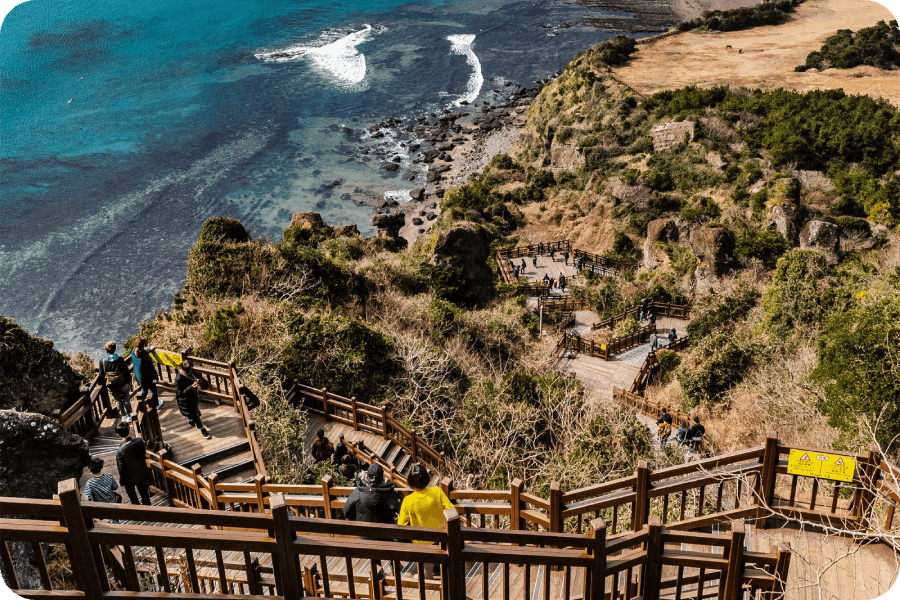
0,0,675,353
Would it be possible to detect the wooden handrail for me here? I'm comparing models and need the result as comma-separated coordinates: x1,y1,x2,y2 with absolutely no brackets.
0,480,788,599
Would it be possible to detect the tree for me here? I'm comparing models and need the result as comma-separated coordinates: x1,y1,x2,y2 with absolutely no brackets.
813,296,900,447
762,249,831,338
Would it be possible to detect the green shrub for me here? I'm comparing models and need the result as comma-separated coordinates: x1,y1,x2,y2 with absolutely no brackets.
735,227,789,269
613,231,634,255
615,316,640,337
687,283,759,340
678,334,758,406
813,295,900,446
203,301,245,344
750,190,768,214
761,249,831,337
281,313,400,402
656,350,682,383
643,168,675,192
796,21,900,71
677,0,798,32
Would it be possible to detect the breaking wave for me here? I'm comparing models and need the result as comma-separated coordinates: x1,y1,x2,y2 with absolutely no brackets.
447,34,483,106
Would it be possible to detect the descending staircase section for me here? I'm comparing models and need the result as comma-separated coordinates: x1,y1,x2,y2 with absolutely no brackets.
176,440,256,483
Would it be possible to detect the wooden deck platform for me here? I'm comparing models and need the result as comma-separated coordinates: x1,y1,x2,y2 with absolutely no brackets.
80,390,257,501
509,253,582,288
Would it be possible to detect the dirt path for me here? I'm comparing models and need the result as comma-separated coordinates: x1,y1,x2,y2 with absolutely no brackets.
614,0,900,107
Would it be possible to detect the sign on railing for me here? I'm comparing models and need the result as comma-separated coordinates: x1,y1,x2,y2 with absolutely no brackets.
788,449,856,482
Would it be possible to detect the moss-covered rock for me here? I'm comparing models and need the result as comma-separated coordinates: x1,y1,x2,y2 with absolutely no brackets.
0,317,82,416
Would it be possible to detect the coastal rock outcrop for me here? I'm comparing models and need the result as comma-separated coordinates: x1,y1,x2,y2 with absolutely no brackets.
0,316,82,416
649,121,694,151
432,224,495,307
767,201,807,245
690,226,735,276
800,220,841,264
0,410,90,589
647,219,679,244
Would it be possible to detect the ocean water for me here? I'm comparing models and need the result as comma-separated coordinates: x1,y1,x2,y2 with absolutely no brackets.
0,0,675,354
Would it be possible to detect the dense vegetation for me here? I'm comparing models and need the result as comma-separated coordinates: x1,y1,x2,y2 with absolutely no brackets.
677,0,802,32
796,20,900,72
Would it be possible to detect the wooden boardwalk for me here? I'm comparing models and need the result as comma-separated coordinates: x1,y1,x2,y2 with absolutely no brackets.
80,390,257,501
509,253,581,288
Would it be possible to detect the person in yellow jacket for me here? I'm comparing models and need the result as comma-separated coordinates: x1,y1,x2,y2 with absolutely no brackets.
398,463,454,579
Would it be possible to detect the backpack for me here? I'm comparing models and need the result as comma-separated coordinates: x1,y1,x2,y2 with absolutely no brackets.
105,364,128,388
657,423,672,438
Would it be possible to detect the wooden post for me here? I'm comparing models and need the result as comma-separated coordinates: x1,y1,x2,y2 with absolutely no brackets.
253,474,267,513
549,482,562,533
510,478,524,531
270,493,302,598
411,431,418,463
856,447,881,523
440,477,454,499
771,542,792,600
321,388,329,417
756,432,779,529
381,402,391,440
321,475,334,519
722,527,746,600
642,517,662,600
633,461,650,531
443,508,465,600
208,472,220,511
191,464,204,509
229,361,240,412
350,396,359,431
590,518,607,600
159,448,176,500
58,480,104,596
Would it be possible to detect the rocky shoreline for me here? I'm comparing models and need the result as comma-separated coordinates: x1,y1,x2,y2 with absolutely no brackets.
365,83,545,247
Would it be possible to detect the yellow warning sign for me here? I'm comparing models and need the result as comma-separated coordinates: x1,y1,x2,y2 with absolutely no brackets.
151,350,183,369
787,449,856,482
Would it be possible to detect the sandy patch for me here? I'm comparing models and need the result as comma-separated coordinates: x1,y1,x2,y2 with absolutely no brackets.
614,0,900,107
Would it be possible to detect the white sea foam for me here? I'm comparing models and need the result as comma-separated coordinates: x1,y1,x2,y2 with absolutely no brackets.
383,189,412,203
447,34,483,106
254,25,373,89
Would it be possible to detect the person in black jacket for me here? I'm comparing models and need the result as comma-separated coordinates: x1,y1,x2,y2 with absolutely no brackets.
115,421,151,505
343,464,403,541
656,408,673,426
99,341,132,423
175,361,210,439
686,417,705,449
332,434,350,466
130,338,162,409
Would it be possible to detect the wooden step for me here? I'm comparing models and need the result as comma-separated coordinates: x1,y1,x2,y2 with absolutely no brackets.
213,459,256,481
177,440,250,469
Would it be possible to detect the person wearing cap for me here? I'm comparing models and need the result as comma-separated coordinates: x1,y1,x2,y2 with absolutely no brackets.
98,341,133,422
398,463,454,579
311,429,334,463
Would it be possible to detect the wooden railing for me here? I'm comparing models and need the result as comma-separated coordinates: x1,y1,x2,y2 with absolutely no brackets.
630,336,691,394
0,478,790,600
540,296,592,312
285,381,446,481
515,282,550,297
558,324,658,361
591,302,691,331
496,240,638,284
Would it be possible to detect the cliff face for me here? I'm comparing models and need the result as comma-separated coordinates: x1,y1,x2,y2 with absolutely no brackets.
0,316,83,416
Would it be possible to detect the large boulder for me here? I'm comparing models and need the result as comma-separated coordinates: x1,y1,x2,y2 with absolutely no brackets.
690,226,735,276
0,410,90,589
289,211,327,231
767,201,807,245
431,224,495,307
800,220,841,264
647,219,679,244
649,121,694,151
0,316,82,416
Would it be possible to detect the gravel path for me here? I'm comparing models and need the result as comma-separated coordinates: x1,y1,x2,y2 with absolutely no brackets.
442,125,523,189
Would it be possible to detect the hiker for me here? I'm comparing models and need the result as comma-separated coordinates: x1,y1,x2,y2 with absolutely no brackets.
521,258,527,273
648,313,657,326
668,329,677,345
564,250,570,265
311,429,334,463
333,434,350,466
650,332,659,352
656,408,673,426
99,341,133,423
538,242,544,254
532,255,538,268
549,277,555,290
344,464,404,537
542,273,550,285
686,417,705,451
639,298,649,322
338,455,359,481
398,463,454,579
115,421,151,506
657,421,672,448
130,338,161,410
175,361,210,439
559,274,566,292
82,458,121,522
550,246,556,261
513,265,520,278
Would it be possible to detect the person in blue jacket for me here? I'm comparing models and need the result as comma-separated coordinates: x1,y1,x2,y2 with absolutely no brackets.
130,338,162,409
